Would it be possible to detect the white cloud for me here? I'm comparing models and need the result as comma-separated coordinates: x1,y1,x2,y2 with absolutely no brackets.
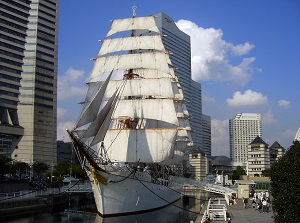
226,89,268,107
65,67,85,82
176,20,256,85
281,128,297,139
227,42,255,56
262,110,276,125
58,67,87,100
211,119,229,156
202,94,216,103
57,107,69,120
57,120,74,142
278,99,291,108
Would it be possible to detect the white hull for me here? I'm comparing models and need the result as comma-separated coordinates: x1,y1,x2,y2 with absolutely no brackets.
86,168,181,217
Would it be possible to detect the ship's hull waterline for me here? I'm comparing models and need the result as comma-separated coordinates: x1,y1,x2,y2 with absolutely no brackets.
87,168,181,217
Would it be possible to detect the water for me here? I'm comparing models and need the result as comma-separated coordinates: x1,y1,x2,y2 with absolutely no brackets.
1,191,209,223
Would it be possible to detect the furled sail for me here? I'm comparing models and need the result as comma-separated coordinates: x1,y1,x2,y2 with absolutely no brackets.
106,16,160,37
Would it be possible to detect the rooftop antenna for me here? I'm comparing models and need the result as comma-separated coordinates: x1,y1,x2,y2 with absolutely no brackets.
132,5,137,17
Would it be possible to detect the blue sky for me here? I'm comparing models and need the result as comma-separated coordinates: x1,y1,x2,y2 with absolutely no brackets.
57,0,300,156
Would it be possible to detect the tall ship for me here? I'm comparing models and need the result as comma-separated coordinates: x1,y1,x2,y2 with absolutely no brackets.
67,8,193,217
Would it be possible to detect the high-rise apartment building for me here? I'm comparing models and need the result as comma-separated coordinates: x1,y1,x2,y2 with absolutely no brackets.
247,136,270,177
247,137,284,177
0,0,31,156
154,12,209,154
229,113,262,169
12,0,59,166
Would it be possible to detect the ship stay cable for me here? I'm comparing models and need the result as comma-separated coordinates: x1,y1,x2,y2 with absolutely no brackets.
69,132,202,204
124,166,201,214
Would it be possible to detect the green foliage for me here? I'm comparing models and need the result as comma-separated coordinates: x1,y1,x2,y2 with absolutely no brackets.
11,161,29,176
53,160,71,177
0,155,12,178
232,166,246,180
270,140,300,223
32,161,50,177
71,164,86,179
53,160,86,179
261,168,271,177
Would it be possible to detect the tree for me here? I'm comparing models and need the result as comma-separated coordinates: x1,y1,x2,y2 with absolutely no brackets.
71,164,86,179
270,140,300,223
33,161,50,177
53,160,71,177
261,168,271,177
11,161,29,177
232,166,246,181
0,155,12,180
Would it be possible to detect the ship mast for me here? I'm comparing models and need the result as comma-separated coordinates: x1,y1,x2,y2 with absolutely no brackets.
124,5,138,80
132,5,137,18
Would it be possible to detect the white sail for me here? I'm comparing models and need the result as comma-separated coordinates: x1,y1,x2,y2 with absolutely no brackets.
177,128,193,142
105,78,176,99
82,90,118,139
89,52,171,80
99,35,165,56
112,99,179,126
132,68,176,79
104,129,177,163
106,16,160,37
84,81,103,104
75,72,113,128
68,14,194,218
162,150,185,165
72,15,192,166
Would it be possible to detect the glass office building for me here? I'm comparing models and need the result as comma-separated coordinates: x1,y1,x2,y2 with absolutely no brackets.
0,0,31,156
154,12,211,155
12,0,59,165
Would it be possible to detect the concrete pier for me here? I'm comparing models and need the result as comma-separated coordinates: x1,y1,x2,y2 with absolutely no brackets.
195,198,274,223
226,199,274,223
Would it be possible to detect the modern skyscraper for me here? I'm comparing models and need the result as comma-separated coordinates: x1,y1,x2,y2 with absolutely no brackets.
0,0,31,156
153,12,208,154
12,0,59,166
202,114,211,156
229,113,262,169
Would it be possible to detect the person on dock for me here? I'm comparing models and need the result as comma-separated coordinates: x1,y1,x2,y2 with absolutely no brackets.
209,211,215,222
243,197,248,209
262,199,268,213
204,217,210,223
257,200,262,213
252,199,256,211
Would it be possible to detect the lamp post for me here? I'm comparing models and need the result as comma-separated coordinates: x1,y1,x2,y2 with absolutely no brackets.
50,160,53,183
29,154,33,182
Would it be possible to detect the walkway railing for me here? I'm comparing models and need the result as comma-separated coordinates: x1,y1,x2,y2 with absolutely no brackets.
0,182,93,202
1,178,236,205
200,197,227,223
172,176,236,205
